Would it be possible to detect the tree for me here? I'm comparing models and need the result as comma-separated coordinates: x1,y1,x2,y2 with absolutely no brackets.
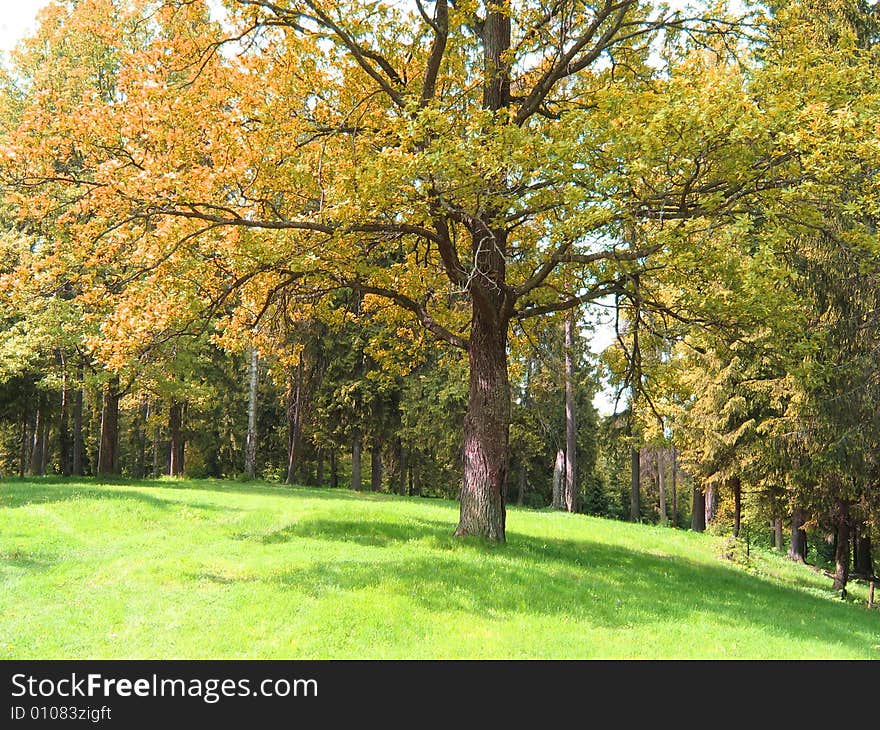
1,0,836,540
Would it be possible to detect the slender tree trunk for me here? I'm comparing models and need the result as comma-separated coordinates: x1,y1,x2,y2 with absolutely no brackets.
245,347,259,478
98,376,120,476
18,407,30,477
286,360,303,485
351,429,362,491
168,399,184,477
398,446,408,495
517,464,526,506
854,528,873,576
732,477,742,538
671,449,678,527
59,354,71,476
370,441,383,492
774,516,784,551
564,314,577,513
705,483,718,525
40,413,50,475
29,404,45,476
152,423,160,477
789,507,807,563
657,449,667,526
454,304,510,542
71,362,83,475
630,445,641,521
833,501,850,593
692,484,706,532
330,449,338,489
552,449,565,509
316,450,324,486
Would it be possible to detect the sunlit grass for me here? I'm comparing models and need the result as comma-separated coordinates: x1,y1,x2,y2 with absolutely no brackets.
1,477,877,658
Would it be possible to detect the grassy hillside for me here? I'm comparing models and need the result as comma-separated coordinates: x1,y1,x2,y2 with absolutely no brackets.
0,478,877,659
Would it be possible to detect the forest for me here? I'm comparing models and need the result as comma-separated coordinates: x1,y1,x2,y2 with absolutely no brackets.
1,0,879,615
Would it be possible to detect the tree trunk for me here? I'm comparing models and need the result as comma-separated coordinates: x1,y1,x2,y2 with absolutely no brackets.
732,477,742,538
692,484,706,532
517,463,526,506
316,450,324,486
397,443,407,495
71,362,84,475
552,449,565,509
152,423,160,477
168,399,184,476
657,448,667,526
630,445,641,521
774,516,784,551
97,376,120,476
854,529,873,576
59,354,71,476
564,314,577,513
454,304,510,542
330,449,338,489
370,441,383,492
245,346,259,478
453,0,511,542
286,360,303,485
789,507,807,563
29,403,45,476
351,429,362,491
18,407,30,477
671,449,678,527
833,501,850,593
705,483,718,525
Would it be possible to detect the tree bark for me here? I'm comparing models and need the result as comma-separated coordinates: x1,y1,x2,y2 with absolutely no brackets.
564,314,577,513
854,528,873,576
692,483,706,532
330,449,338,489
286,360,304,485
316,450,324,486
705,483,718,525
671,449,678,527
774,516,784,551
98,376,120,476
454,303,510,542
71,362,84,475
657,448,667,526
552,449,565,510
245,346,259,478
789,507,807,563
29,402,45,476
833,501,850,593
453,0,511,542
370,441,383,492
732,477,742,538
351,429,362,491
58,354,72,476
630,445,641,521
517,463,526,506
168,399,184,477
18,407,30,477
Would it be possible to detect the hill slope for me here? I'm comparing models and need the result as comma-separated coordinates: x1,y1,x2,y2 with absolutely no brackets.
0,478,877,658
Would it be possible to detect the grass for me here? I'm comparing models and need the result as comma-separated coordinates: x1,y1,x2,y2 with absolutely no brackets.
0,477,877,659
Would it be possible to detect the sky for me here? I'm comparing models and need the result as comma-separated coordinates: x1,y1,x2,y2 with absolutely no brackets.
0,1,49,53
1,0,623,412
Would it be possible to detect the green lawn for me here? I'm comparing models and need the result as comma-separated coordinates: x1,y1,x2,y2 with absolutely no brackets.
0,477,877,659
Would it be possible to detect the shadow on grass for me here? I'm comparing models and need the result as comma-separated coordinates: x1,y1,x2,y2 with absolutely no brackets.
0,476,412,506
0,480,236,515
238,518,454,547
211,515,879,656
